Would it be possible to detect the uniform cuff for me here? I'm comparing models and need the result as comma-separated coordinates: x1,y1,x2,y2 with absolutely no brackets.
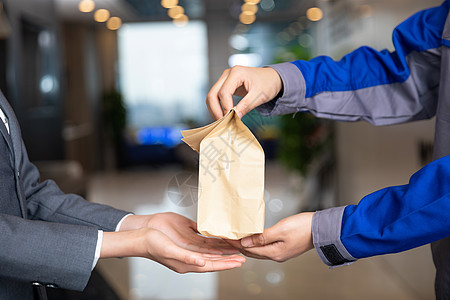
312,206,356,267
256,62,307,116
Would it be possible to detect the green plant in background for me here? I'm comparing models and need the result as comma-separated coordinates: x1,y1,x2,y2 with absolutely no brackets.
102,90,127,145
279,113,333,175
274,45,334,176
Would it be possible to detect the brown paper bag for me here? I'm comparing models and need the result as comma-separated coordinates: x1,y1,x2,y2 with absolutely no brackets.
181,109,265,240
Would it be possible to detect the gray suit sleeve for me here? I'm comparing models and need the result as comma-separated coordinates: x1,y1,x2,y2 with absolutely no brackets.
6,141,131,290
0,213,98,290
19,141,130,231
312,207,356,267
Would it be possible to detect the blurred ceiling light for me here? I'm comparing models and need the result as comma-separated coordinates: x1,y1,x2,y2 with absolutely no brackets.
266,270,285,284
94,9,110,22
286,26,297,36
173,14,189,27
40,75,56,94
242,3,258,14
78,0,95,13
306,7,323,21
0,2,11,40
276,32,290,44
247,283,262,295
278,31,292,41
298,33,313,48
161,0,178,9
244,0,261,4
228,53,262,68
260,0,275,12
38,31,52,48
290,21,304,33
239,11,256,25
229,34,249,51
107,17,122,30
268,198,283,213
168,5,184,18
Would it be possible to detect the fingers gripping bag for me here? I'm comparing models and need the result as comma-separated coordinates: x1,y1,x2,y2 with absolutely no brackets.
181,109,265,239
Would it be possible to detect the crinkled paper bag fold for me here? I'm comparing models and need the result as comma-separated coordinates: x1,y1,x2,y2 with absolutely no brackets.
181,109,265,240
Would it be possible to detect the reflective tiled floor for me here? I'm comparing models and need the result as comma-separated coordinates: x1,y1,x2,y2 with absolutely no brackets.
89,162,435,300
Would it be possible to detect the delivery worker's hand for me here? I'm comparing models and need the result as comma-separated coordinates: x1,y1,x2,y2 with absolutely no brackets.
118,212,239,255
206,66,283,120
225,212,314,262
101,228,246,273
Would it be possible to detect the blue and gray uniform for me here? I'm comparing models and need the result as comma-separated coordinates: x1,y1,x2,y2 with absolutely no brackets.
259,1,450,297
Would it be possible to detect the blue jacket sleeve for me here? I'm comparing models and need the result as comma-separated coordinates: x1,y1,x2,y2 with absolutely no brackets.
341,155,450,259
312,155,450,266
259,1,449,125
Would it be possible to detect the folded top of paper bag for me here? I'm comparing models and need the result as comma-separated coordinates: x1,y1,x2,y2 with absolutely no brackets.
181,109,265,240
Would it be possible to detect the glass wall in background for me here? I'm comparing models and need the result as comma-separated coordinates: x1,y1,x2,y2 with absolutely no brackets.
118,21,208,151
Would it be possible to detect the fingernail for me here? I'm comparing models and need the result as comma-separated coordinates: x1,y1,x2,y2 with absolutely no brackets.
237,111,243,119
241,237,253,247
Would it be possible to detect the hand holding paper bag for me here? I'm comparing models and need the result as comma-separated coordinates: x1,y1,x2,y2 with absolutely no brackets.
181,109,265,240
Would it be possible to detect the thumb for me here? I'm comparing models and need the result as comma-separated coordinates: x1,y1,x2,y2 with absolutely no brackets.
234,95,254,119
241,227,278,248
234,90,269,119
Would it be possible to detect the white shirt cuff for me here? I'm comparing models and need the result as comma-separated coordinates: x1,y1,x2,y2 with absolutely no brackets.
91,214,134,270
92,230,103,270
115,213,134,232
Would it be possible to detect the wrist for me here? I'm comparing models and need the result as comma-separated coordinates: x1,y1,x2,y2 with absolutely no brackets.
266,67,283,97
101,228,149,258
118,214,153,231
304,212,314,252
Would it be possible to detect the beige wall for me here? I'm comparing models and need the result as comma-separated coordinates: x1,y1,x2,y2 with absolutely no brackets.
336,120,435,205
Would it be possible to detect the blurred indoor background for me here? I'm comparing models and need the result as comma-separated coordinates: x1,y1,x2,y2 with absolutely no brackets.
0,0,443,299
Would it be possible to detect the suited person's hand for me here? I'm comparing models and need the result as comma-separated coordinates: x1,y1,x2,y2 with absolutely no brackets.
101,228,246,273
206,66,282,120
225,212,314,262
119,212,239,255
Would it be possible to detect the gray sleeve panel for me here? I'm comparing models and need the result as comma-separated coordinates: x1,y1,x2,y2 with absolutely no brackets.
256,62,307,116
312,206,356,267
434,16,450,160
305,49,441,126
257,48,441,126
305,78,435,126
443,11,450,40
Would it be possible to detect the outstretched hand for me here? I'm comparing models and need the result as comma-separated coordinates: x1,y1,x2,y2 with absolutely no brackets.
226,212,314,262
101,228,246,274
120,212,240,255
206,66,283,120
